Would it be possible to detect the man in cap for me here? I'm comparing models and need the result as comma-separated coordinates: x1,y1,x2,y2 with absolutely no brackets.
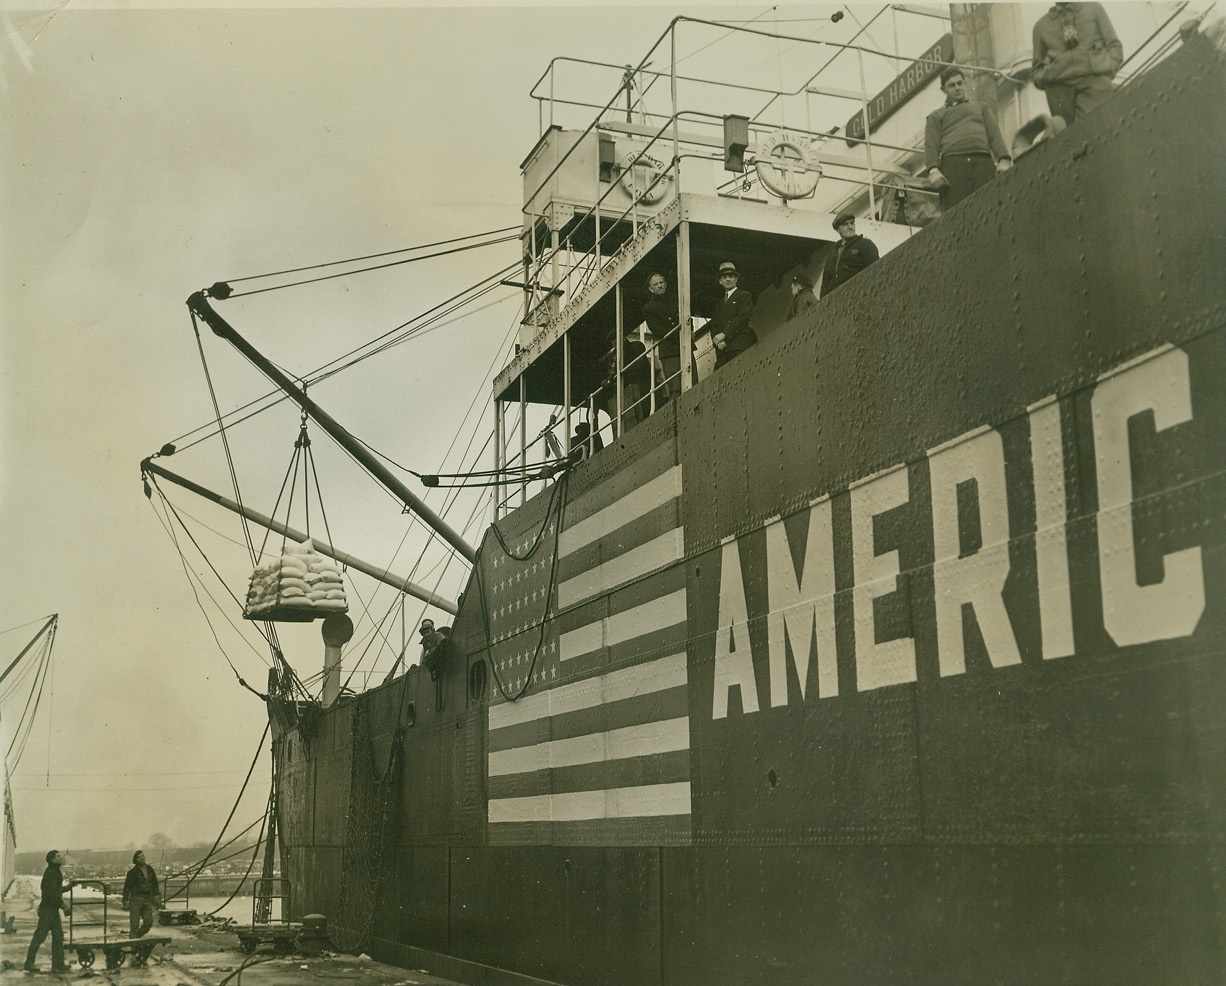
708,262,756,369
820,215,879,297
121,849,160,939
786,273,818,320
924,67,1011,212
599,326,651,430
1032,2,1122,124
419,618,451,680
25,849,73,972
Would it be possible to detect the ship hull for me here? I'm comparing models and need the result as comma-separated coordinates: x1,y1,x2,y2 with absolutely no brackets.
273,30,1226,986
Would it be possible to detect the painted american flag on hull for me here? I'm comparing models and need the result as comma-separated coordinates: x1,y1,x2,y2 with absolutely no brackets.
480,444,692,845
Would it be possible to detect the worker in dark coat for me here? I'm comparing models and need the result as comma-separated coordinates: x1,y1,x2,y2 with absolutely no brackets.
419,618,452,680
570,420,604,461
1032,2,1123,124
821,215,879,297
122,849,160,938
24,849,72,972
786,273,818,320
708,261,756,368
642,272,681,398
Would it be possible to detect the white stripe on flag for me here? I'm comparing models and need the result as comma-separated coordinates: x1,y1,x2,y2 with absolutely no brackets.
488,716,690,777
489,651,687,730
559,466,682,557
559,589,687,661
557,528,685,609
489,781,692,823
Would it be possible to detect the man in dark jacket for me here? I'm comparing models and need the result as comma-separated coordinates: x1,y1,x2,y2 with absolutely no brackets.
121,850,160,938
708,262,756,369
1032,2,1123,124
25,849,72,972
821,215,879,297
786,273,818,320
642,272,681,398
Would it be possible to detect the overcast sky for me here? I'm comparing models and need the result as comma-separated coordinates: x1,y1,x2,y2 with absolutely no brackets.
1,0,835,857
0,0,1183,859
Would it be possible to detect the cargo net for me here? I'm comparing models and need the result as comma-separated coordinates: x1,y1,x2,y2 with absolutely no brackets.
245,538,349,621
332,706,403,954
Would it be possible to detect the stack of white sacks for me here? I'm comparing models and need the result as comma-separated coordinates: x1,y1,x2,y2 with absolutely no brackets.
245,538,348,617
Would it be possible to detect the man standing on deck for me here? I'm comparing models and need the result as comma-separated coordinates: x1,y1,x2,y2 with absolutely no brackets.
820,215,879,297
786,273,818,319
419,619,451,680
24,849,72,972
1032,2,1123,124
121,850,160,939
642,272,680,400
709,262,756,369
924,68,1011,211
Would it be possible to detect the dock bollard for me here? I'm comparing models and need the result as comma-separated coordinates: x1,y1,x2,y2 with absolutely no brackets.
298,914,328,956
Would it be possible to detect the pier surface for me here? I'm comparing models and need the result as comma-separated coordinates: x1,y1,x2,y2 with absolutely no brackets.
1,878,478,986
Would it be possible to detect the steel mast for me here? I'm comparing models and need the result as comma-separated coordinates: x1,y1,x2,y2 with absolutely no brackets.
142,458,458,615
187,289,478,565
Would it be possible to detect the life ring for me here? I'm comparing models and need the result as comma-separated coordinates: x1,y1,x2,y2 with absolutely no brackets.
618,150,672,205
755,130,822,199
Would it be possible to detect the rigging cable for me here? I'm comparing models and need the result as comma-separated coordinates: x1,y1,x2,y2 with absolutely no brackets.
219,226,519,287
313,276,527,685
147,480,312,702
191,309,259,569
305,303,522,686
5,629,54,771
165,721,270,905
161,815,266,883
205,784,274,917
224,233,520,298
166,261,520,457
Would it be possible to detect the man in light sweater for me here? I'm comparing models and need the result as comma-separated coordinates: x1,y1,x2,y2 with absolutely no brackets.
924,67,1011,212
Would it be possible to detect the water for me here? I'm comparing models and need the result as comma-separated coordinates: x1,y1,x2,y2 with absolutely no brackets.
65,890,280,930
175,895,282,923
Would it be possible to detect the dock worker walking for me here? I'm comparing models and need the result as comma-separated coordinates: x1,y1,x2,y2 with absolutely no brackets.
821,215,879,297
709,262,756,368
121,850,160,939
24,849,73,973
924,67,1011,211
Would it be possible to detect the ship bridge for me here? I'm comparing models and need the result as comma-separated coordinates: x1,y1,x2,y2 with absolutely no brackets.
489,5,1192,516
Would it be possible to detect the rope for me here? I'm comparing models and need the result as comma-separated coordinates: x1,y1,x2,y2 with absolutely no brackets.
163,722,269,906
480,470,570,703
225,234,520,298
164,261,519,457
191,309,259,567
220,226,519,286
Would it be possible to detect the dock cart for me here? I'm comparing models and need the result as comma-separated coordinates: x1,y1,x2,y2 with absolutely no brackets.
231,877,300,954
158,878,200,926
67,881,170,970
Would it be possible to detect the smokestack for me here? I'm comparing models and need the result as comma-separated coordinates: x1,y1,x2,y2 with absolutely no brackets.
320,614,355,707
